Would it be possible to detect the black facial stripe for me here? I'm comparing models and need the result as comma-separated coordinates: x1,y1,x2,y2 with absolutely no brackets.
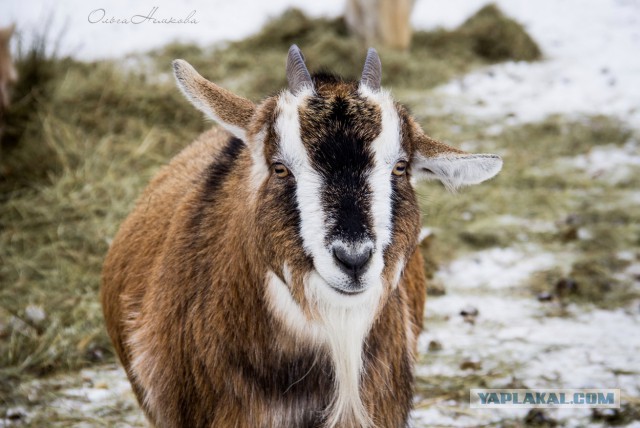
298,83,382,246
389,177,401,242
327,187,372,242
202,136,245,201
189,136,245,232
268,118,308,265
281,175,305,246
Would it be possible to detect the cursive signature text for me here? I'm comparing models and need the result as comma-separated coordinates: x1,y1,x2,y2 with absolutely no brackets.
88,7,198,24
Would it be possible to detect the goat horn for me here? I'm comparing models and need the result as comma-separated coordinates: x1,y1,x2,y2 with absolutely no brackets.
360,48,382,91
286,45,313,94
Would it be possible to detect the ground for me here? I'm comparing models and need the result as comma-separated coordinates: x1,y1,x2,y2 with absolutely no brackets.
1,1,639,427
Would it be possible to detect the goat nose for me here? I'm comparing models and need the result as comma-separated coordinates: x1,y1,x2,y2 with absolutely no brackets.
333,246,372,279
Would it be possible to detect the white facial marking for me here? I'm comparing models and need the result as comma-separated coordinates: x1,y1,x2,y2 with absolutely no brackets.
248,127,270,194
306,271,381,428
272,84,414,426
358,85,406,286
275,89,345,289
265,266,383,427
265,268,323,345
274,88,398,427
391,256,406,289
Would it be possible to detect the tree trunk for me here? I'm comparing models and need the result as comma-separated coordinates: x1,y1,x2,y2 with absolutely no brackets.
345,0,415,51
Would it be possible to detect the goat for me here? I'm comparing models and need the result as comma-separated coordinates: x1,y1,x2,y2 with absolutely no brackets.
101,45,502,428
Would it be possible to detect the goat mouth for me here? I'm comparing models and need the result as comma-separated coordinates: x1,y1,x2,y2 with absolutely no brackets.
312,268,368,297
329,285,367,296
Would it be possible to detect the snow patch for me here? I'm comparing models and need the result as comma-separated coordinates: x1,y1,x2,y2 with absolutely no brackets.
563,142,640,184
423,0,640,126
435,246,557,290
416,245,640,427
14,365,145,426
2,0,344,60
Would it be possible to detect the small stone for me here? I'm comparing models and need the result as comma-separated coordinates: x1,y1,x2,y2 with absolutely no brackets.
524,409,558,426
25,305,46,323
555,278,578,297
460,305,479,324
537,292,553,302
460,306,479,317
86,345,106,362
592,407,621,422
561,226,578,242
9,316,28,334
426,281,446,297
460,359,482,371
427,340,442,352
6,406,27,420
564,213,582,226
577,228,592,240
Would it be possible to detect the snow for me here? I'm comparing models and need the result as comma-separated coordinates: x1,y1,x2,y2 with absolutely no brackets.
1,0,344,60
435,246,558,290
493,215,556,234
417,245,640,426
24,305,46,323
422,0,640,126
4,0,639,125
412,405,499,428
564,141,640,184
13,365,146,426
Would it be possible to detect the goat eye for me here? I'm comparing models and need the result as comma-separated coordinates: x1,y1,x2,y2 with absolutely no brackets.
273,163,290,178
392,161,408,176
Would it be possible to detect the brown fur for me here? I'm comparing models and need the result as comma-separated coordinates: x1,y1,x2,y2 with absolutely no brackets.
102,122,428,426
102,54,499,427
173,60,255,131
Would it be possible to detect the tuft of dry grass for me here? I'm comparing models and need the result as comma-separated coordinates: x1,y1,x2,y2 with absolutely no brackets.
0,54,205,409
458,3,541,62
146,5,542,100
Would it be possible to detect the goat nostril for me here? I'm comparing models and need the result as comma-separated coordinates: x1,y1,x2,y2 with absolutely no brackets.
333,246,372,277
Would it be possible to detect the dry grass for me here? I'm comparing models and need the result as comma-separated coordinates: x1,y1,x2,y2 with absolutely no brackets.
414,114,640,308
0,54,204,410
145,6,541,100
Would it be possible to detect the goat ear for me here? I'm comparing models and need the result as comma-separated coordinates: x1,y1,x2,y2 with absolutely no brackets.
173,59,256,140
413,131,502,191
